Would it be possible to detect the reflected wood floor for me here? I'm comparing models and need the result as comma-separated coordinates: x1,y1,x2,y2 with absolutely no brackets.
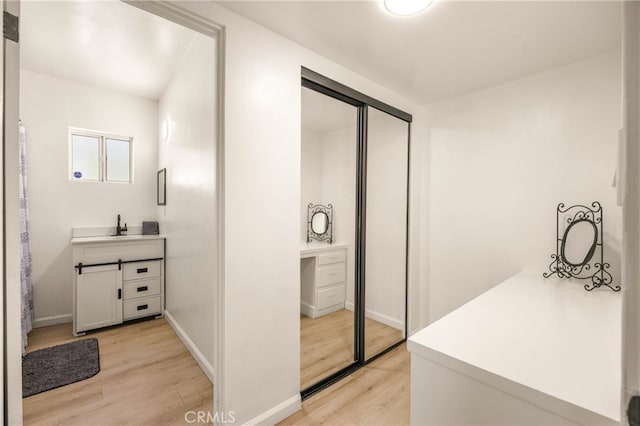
283,343,410,426
23,318,213,426
301,310,354,389
301,309,403,389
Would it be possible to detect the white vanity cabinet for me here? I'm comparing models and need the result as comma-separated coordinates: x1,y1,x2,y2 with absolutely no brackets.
300,244,347,319
72,236,165,336
75,264,123,333
122,260,163,320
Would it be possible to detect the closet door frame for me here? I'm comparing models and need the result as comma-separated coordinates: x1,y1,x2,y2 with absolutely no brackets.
300,67,412,399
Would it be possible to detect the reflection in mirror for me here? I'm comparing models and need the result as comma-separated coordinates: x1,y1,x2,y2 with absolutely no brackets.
364,106,408,361
306,203,333,243
311,211,328,235
561,219,597,267
300,87,357,390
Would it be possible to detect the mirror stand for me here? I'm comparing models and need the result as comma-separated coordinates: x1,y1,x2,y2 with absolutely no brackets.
543,202,620,291
307,203,333,243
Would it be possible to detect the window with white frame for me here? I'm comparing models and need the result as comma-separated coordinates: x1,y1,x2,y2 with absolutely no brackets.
69,128,132,183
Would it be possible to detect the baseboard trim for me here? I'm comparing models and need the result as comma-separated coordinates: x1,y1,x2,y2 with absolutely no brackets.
300,301,314,318
344,302,403,331
164,310,214,383
33,314,72,328
245,394,301,426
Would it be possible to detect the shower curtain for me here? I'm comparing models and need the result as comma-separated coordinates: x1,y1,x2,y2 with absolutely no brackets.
19,123,34,353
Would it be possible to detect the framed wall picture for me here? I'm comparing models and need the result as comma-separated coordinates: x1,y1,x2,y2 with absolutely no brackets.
157,168,166,206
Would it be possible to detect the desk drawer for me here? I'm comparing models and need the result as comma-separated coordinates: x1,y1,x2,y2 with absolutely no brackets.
123,260,161,281
318,251,346,266
123,278,161,300
317,263,345,287
123,296,161,320
317,284,346,310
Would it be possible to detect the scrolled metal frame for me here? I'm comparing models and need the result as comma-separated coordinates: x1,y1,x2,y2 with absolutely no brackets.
543,202,620,292
307,203,333,243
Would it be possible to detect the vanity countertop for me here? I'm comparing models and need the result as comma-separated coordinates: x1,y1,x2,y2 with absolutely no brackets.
71,234,166,244
408,270,621,423
300,241,348,257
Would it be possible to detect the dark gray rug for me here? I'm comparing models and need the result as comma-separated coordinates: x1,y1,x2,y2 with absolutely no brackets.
22,338,100,398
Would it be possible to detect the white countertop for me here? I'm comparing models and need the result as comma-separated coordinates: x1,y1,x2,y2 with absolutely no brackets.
71,234,165,244
408,271,621,422
300,241,347,257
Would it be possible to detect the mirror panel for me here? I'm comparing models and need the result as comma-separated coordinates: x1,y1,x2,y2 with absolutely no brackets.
311,211,328,235
300,86,358,389
561,219,598,267
364,106,408,360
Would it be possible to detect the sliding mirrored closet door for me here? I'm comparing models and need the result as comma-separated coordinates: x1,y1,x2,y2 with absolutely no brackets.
300,67,411,398
300,86,358,390
363,106,409,361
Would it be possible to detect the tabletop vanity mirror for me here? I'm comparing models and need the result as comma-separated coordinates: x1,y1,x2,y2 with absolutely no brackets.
307,203,333,243
543,202,620,291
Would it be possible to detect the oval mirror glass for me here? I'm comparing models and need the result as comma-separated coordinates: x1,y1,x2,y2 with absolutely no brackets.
311,211,328,235
561,219,598,267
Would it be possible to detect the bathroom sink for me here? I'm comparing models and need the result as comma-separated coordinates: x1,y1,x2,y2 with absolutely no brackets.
71,234,163,244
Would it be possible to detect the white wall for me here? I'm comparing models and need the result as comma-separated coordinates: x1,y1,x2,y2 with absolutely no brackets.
428,51,623,322
20,69,159,327
301,125,357,251
158,32,216,374
301,128,323,242
321,126,357,306
622,1,640,419
167,3,426,424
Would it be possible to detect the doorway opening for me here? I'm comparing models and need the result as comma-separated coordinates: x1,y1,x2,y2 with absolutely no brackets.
3,1,224,423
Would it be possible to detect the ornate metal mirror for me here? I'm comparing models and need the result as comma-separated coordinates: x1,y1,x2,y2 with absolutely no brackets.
311,211,329,235
561,219,598,267
543,202,619,291
307,203,333,243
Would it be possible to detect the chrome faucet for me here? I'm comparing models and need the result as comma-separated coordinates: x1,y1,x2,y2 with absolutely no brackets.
116,214,128,236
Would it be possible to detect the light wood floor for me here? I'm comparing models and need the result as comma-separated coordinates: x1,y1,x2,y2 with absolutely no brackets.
23,318,213,426
301,309,403,389
301,310,354,389
283,343,410,425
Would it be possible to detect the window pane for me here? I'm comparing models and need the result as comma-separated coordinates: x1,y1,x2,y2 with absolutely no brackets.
105,138,130,182
71,134,100,180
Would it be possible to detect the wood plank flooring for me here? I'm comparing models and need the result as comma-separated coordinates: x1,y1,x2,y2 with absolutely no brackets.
283,343,410,425
23,318,213,426
301,310,355,389
301,309,404,389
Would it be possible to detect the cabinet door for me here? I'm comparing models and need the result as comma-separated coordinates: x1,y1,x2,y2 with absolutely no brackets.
76,264,123,332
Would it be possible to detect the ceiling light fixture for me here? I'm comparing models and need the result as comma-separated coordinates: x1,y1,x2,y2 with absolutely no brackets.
383,0,434,16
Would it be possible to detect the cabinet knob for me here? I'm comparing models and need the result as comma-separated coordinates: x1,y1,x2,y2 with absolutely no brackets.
137,286,148,292
137,267,148,274
137,304,148,311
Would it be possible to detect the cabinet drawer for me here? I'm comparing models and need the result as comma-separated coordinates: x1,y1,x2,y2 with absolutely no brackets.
123,278,161,300
123,296,161,320
317,263,345,287
317,284,346,310
123,260,161,281
318,251,346,266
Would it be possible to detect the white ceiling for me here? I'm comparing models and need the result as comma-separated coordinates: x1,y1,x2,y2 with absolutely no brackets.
20,1,197,100
218,0,622,106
